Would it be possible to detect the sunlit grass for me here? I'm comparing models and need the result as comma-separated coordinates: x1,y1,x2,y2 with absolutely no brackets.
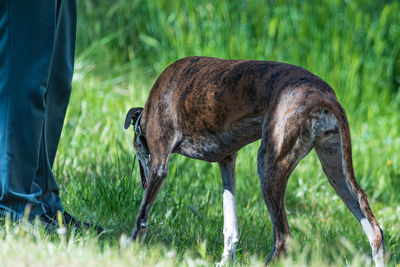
2,0,399,266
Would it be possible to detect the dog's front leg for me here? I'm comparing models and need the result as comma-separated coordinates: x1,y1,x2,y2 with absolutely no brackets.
130,157,169,241
217,153,239,266
130,177,165,240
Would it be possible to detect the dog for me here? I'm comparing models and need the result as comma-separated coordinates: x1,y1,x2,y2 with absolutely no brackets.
125,56,384,266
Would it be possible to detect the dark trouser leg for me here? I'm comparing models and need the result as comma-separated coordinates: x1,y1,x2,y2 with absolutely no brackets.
0,0,76,218
34,0,77,216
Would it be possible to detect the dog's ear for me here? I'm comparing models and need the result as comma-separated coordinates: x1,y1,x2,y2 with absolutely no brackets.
124,107,143,129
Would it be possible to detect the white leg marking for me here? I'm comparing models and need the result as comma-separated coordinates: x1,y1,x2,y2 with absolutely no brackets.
374,249,384,267
360,218,384,267
360,218,376,246
217,189,239,266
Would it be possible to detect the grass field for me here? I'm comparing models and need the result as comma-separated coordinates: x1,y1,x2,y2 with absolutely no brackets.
4,0,400,266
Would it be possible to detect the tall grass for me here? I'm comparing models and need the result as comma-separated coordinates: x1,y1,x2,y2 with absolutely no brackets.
76,0,400,108
4,0,400,266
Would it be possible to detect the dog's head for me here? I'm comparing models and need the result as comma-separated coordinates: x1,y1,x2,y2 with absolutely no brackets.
125,107,150,189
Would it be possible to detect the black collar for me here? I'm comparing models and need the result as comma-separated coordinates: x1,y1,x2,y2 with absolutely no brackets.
133,112,151,161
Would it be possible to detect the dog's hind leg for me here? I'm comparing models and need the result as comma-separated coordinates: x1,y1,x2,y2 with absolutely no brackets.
314,109,384,267
130,152,171,241
257,109,314,264
217,153,239,266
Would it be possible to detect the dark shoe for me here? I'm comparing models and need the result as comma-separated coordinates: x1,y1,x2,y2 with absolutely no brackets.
51,211,104,234
0,208,60,234
31,213,60,233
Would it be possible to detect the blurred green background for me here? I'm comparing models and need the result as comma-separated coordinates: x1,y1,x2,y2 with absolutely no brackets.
29,0,400,266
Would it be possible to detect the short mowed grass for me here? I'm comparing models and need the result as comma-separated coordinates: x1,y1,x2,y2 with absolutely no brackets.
3,0,400,266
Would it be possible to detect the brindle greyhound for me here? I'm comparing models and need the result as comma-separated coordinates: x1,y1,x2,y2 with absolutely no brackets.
124,56,384,266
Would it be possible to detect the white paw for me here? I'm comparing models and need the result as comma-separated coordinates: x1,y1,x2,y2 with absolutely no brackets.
216,259,227,267
216,253,233,267
373,249,384,267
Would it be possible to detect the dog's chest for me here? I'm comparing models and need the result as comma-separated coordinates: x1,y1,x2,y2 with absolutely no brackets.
174,116,263,162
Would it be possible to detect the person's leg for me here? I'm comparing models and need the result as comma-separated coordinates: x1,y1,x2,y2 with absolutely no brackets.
34,0,77,216
0,0,57,219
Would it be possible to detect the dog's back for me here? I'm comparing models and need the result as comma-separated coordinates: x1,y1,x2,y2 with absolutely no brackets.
142,56,340,162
